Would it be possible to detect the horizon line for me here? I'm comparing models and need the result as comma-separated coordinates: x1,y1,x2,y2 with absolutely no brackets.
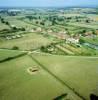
0,5,97,8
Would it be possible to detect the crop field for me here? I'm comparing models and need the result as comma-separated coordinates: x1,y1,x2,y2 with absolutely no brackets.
4,16,36,30
0,33,53,50
67,22,98,30
31,54,98,100
0,49,25,61
60,43,97,56
0,54,82,100
83,36,98,45
55,44,75,55
0,22,10,30
87,14,98,21
39,42,97,56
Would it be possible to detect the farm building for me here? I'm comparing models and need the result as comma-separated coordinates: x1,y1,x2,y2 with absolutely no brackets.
47,30,53,33
66,37,79,44
36,27,42,32
30,29,35,32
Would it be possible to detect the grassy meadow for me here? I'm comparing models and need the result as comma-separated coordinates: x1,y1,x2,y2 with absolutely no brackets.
0,49,25,61
0,54,82,100
32,54,98,100
0,32,53,50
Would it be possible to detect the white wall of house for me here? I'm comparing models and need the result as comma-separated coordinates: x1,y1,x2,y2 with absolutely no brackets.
66,38,79,44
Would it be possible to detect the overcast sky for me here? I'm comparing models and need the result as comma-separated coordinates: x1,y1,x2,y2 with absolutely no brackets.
0,0,98,7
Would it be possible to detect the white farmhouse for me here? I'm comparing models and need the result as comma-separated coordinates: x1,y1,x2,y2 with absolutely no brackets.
66,37,79,44
36,27,42,32
10,25,15,28
47,30,52,33
30,29,35,32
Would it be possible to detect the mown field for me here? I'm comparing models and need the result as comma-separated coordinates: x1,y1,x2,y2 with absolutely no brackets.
0,49,25,61
0,53,82,100
0,47,98,100
4,16,36,30
0,22,10,31
67,22,98,30
0,32,53,50
83,36,98,45
32,54,98,100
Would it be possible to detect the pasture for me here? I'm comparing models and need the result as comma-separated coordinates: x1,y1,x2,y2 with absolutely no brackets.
67,22,98,30
32,54,98,100
83,36,98,45
0,32,53,50
4,16,37,30
0,54,82,100
0,22,10,31
0,49,25,61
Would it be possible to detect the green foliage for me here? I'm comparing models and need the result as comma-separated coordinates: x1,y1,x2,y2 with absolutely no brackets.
79,38,85,44
12,46,19,50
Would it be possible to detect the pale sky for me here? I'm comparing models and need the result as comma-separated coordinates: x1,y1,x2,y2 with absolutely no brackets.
0,0,98,7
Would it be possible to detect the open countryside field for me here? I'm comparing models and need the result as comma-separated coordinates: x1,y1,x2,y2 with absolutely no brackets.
83,36,98,45
67,22,98,30
0,54,82,100
31,54,98,100
0,32,53,50
4,16,37,30
0,6,98,100
86,14,98,21
0,49,25,61
0,22,10,30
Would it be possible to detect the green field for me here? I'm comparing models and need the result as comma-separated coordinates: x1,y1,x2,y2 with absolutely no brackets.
32,54,98,100
0,54,82,100
0,49,25,61
0,7,98,100
83,36,98,45
0,22,10,31
0,33,53,50
67,22,98,30
4,16,35,30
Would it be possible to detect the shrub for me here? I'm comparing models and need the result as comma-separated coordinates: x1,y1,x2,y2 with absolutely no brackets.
12,46,19,50
79,38,85,44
